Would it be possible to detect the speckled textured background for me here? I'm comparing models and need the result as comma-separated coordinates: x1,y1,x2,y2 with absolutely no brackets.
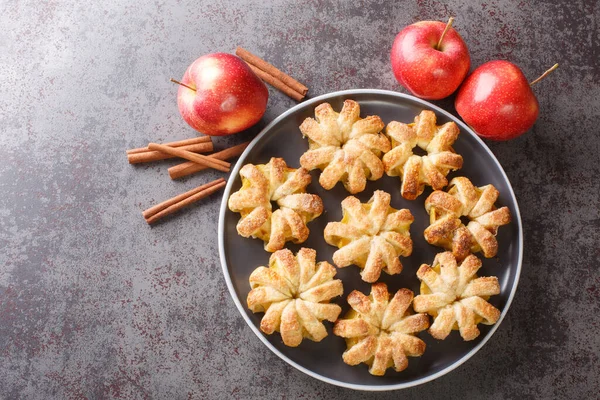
1,0,598,398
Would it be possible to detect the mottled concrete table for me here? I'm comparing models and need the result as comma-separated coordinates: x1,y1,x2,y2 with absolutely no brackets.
1,0,598,398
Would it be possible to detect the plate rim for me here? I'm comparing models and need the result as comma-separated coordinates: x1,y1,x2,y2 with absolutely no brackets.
218,88,523,391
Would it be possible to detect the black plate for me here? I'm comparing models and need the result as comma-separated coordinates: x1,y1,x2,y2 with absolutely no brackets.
218,89,522,391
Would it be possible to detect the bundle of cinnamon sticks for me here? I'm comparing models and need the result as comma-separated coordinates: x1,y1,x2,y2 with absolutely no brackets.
127,136,249,224
236,47,308,101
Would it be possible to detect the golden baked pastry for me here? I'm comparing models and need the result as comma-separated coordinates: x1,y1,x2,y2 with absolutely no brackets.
333,283,429,375
413,252,501,341
324,190,413,283
424,177,511,260
228,157,323,252
383,110,463,200
299,99,391,194
247,248,343,347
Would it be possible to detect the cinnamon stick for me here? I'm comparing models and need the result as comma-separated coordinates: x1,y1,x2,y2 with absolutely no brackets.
144,178,226,224
169,142,250,179
128,142,214,164
147,143,230,172
126,136,211,155
236,47,308,95
246,64,304,102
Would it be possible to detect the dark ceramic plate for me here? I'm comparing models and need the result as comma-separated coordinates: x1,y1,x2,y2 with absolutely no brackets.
218,89,522,391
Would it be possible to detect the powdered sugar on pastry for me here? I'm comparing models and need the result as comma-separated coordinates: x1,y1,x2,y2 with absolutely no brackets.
299,99,391,194
333,283,428,375
424,177,511,259
413,252,501,341
228,157,323,252
247,248,343,347
324,190,413,283
383,110,463,200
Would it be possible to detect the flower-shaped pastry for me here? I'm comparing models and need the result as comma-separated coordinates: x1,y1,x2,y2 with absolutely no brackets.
324,190,413,282
383,110,463,200
247,248,343,347
228,157,323,252
413,252,501,341
299,99,391,194
424,177,511,259
333,283,429,376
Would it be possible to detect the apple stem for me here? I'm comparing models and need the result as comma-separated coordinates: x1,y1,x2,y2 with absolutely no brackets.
529,64,559,86
170,78,196,92
436,17,455,50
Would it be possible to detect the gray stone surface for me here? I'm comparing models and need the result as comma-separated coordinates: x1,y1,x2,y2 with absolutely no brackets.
1,0,598,398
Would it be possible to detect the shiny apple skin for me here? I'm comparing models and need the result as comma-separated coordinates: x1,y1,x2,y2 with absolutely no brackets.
391,21,470,100
177,53,268,136
455,60,539,141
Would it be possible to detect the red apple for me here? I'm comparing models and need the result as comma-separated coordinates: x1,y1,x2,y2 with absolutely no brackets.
176,53,268,136
455,60,542,141
391,18,470,100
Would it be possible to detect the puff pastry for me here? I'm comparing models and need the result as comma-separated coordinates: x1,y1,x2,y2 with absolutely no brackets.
383,110,463,200
228,157,323,252
247,248,343,347
424,177,511,260
299,99,391,194
324,190,413,283
333,283,429,375
413,252,501,341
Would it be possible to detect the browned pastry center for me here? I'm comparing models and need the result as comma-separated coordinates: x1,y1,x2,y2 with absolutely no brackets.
324,190,413,283
383,110,463,200
333,283,429,376
424,176,511,259
413,252,501,341
228,157,323,252
299,99,391,194
247,248,343,347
